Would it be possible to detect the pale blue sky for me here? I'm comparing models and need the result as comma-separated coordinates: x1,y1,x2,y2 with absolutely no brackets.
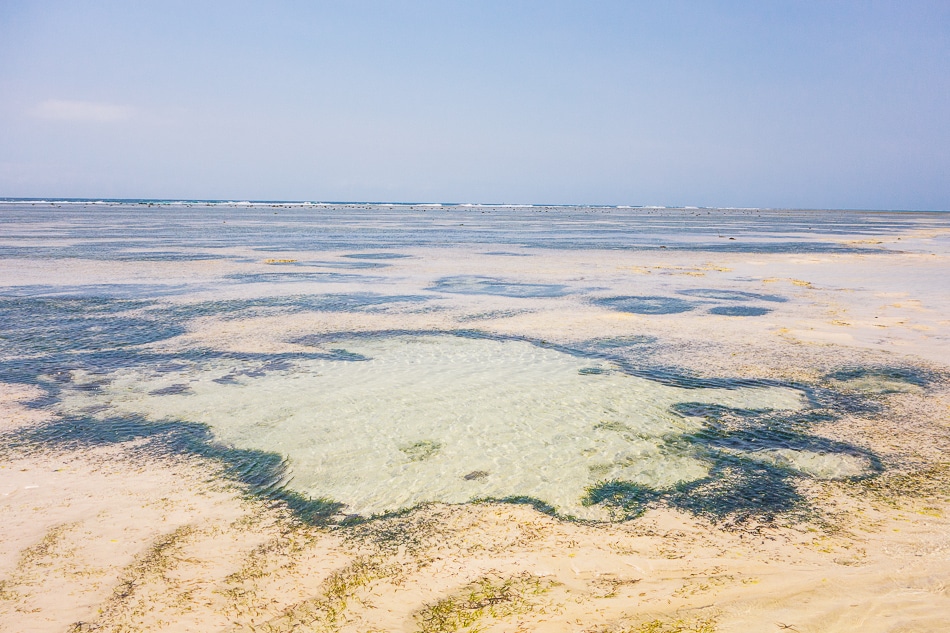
1,1,948,209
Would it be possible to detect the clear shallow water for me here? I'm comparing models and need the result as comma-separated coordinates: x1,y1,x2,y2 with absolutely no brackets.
55,333,815,519
2,201,933,522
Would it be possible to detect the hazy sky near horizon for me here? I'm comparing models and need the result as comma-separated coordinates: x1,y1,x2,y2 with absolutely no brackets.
1,1,948,209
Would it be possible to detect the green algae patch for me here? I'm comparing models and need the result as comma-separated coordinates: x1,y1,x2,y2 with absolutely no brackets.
414,573,550,633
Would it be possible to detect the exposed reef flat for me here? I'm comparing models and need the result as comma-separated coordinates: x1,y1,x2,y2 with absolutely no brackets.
1,204,949,631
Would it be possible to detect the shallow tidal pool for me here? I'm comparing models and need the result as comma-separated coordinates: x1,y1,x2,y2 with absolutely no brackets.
56,333,829,519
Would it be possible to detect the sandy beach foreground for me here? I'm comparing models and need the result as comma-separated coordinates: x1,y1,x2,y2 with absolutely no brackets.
1,205,949,632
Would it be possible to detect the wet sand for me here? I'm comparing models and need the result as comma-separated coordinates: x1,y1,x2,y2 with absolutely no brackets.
2,206,949,631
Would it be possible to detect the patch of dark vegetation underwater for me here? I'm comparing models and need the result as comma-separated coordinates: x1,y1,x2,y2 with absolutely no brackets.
0,297,185,356
583,335,658,349
583,461,815,527
474,496,560,517
335,495,562,530
707,306,773,317
0,347,378,407
801,364,949,419
583,481,660,520
594,293,779,318
0,293,432,379
678,288,788,303
583,400,884,526
668,460,807,527
153,293,430,321
428,275,570,298
1,415,343,526
824,365,947,390
592,295,697,315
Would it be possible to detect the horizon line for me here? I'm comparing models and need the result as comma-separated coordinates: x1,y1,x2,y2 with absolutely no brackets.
0,197,946,214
